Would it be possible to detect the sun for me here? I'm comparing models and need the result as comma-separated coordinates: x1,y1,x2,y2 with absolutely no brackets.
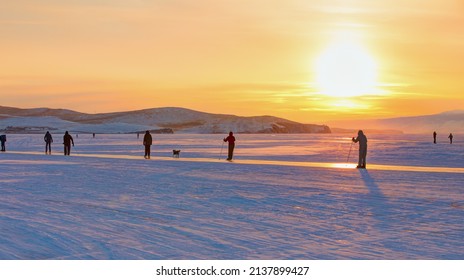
315,41,378,97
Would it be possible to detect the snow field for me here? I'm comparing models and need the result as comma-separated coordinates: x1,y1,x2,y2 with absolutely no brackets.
0,133,463,259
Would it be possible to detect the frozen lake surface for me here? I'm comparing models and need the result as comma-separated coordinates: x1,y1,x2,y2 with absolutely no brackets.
1,133,463,259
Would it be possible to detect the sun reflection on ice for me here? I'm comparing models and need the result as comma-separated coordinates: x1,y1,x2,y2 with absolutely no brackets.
330,163,357,169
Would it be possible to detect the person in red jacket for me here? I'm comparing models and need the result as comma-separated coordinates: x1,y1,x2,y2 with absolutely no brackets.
223,131,236,161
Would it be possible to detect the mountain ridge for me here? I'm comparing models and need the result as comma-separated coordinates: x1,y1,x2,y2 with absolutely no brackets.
329,110,464,134
0,106,331,134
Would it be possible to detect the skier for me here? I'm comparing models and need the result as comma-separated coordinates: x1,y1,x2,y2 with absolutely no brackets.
0,134,6,152
223,131,236,161
433,131,437,144
63,131,74,156
143,130,152,159
44,131,53,154
449,133,453,144
352,130,368,169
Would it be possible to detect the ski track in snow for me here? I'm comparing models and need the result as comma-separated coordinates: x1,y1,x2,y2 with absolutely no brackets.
1,134,463,259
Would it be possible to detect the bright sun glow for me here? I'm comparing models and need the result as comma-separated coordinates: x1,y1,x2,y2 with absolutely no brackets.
315,41,378,97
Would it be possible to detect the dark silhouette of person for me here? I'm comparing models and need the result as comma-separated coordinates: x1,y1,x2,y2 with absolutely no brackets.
449,133,453,144
93,133,95,138
223,131,236,161
44,131,53,154
63,131,74,156
0,134,6,152
143,130,152,159
433,131,437,144
352,130,368,169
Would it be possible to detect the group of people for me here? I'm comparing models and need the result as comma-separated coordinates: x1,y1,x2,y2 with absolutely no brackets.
0,131,75,155
3,130,236,160
433,131,454,144
352,130,458,169
0,129,378,170
5,129,455,169
42,131,75,155
141,130,236,160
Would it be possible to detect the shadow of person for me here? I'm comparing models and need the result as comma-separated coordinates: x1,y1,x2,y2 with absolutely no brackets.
359,169,393,228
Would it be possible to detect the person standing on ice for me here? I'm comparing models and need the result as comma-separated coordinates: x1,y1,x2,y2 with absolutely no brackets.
63,131,74,156
143,130,152,159
0,134,6,152
433,131,437,144
44,131,53,154
448,133,453,144
352,130,368,169
223,131,236,161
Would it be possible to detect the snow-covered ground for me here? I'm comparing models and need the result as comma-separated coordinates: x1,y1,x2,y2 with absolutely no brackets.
1,133,463,259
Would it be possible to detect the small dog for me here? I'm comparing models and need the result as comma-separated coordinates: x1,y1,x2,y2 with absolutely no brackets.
172,150,181,158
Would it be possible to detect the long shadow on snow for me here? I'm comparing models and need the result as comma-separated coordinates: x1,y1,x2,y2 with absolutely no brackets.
358,169,410,257
359,170,394,226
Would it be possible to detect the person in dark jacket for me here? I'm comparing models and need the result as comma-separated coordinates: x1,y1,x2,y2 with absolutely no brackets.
63,131,74,156
143,130,152,159
352,130,368,169
0,134,6,152
433,131,437,144
223,131,236,161
449,133,453,144
44,131,53,154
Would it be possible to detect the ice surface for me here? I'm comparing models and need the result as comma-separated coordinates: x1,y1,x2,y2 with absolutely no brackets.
0,133,463,259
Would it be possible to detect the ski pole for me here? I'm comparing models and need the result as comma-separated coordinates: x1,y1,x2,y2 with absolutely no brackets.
346,141,354,163
219,141,225,160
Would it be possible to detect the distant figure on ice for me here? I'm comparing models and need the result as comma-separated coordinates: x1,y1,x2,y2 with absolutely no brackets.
63,131,74,156
93,133,95,138
433,131,437,144
44,131,53,154
0,134,6,152
352,130,368,169
223,131,236,161
449,133,454,144
143,130,152,159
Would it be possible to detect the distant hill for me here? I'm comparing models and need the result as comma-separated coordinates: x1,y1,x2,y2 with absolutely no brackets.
0,106,331,134
329,110,464,134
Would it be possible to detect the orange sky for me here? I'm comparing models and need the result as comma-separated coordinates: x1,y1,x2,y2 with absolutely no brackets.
1,0,463,123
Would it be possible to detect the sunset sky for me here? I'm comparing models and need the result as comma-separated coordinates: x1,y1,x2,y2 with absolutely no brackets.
1,0,464,123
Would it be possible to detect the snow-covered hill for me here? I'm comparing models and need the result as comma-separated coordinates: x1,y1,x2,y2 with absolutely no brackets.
0,106,331,134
